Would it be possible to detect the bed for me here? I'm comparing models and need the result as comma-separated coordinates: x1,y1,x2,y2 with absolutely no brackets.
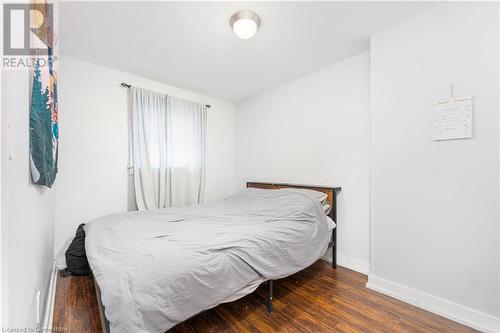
86,182,341,333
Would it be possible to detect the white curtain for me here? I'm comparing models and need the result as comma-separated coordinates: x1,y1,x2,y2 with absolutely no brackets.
131,87,207,210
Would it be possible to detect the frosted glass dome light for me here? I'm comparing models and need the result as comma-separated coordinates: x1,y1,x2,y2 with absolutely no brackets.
230,11,261,40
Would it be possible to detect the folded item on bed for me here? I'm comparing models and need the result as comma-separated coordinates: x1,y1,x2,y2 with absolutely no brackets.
326,216,336,230
285,188,328,203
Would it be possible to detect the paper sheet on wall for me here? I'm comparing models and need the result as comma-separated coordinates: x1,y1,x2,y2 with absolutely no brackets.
432,99,472,141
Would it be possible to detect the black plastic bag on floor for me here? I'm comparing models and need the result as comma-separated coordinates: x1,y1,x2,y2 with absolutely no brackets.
60,223,90,276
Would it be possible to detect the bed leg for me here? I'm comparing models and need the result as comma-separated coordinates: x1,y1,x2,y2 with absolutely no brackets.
332,229,337,269
332,187,339,269
267,280,273,313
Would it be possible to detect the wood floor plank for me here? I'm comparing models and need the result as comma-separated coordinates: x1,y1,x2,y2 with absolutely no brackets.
52,261,479,333
53,274,102,333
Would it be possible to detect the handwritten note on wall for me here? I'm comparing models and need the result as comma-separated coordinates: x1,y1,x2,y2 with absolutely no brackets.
432,99,472,141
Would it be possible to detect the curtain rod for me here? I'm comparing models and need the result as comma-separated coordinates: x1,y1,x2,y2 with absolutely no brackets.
120,82,211,109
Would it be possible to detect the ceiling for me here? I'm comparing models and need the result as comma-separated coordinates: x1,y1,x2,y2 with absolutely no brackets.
59,1,439,102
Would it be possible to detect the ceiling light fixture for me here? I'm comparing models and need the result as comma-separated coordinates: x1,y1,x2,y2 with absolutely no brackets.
230,10,261,40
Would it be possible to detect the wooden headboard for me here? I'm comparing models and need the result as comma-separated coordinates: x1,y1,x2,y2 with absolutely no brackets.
246,182,341,221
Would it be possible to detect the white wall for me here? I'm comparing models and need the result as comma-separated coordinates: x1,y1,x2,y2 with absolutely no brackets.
54,56,237,255
369,2,499,331
1,70,55,329
237,52,370,273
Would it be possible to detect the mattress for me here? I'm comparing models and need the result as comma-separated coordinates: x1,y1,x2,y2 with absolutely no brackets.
85,188,330,333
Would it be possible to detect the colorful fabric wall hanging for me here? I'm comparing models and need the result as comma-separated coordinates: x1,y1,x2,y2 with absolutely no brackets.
29,2,58,187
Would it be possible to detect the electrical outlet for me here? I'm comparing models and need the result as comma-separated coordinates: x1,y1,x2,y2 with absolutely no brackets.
7,123,14,169
36,290,41,327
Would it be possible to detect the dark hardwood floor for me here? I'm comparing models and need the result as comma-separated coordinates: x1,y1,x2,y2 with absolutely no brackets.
53,260,478,333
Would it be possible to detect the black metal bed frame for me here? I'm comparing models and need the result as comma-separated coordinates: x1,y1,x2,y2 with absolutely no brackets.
264,185,341,313
93,183,341,331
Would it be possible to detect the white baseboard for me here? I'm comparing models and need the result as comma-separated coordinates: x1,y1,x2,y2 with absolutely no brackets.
42,261,57,331
367,275,500,333
321,251,370,275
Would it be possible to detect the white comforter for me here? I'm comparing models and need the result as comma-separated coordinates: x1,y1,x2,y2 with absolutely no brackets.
85,188,330,333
